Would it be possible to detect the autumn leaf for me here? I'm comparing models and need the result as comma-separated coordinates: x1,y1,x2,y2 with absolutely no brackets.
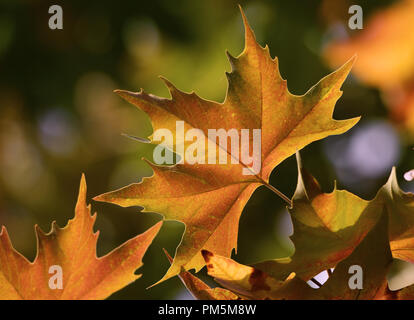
255,153,382,281
0,174,162,300
324,0,414,138
163,249,240,300
198,202,392,300
94,7,359,284
202,250,315,300
324,0,414,90
315,207,392,300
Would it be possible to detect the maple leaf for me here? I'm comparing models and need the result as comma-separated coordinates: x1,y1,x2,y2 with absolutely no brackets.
163,249,240,300
94,7,359,284
255,153,382,281
0,174,162,300
201,250,315,300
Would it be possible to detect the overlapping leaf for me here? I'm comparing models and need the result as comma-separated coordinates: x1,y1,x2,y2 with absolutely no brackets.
191,203,393,300
185,163,414,300
315,208,392,299
0,175,161,300
163,249,239,300
94,8,359,284
255,153,382,281
202,250,315,300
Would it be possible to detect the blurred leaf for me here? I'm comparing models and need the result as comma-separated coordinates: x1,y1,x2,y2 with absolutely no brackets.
324,0,414,90
324,0,414,138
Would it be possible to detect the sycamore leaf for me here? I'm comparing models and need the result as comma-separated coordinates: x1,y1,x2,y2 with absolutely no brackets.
163,249,240,300
201,250,315,300
316,207,392,300
94,7,359,284
255,153,382,281
0,175,162,300
380,167,414,263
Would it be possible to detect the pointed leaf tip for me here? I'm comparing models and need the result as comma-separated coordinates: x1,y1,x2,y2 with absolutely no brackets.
386,167,399,190
76,173,88,209
295,151,303,173
238,5,257,50
114,89,142,100
163,248,174,264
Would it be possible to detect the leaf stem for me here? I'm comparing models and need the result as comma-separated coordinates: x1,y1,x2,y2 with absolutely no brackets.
261,181,292,208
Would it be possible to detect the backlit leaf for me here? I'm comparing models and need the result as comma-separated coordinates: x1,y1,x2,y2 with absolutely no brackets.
94,8,359,284
163,249,239,300
0,175,162,300
202,250,315,300
316,207,392,300
255,153,382,281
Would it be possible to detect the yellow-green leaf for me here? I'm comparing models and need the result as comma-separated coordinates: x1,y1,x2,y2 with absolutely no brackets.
255,153,382,281
316,208,392,300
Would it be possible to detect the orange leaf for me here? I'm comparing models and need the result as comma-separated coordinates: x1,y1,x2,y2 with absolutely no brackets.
324,0,414,90
0,174,162,300
95,7,359,285
202,250,315,300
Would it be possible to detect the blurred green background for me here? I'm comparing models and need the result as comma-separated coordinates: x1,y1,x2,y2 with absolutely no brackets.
0,0,413,299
